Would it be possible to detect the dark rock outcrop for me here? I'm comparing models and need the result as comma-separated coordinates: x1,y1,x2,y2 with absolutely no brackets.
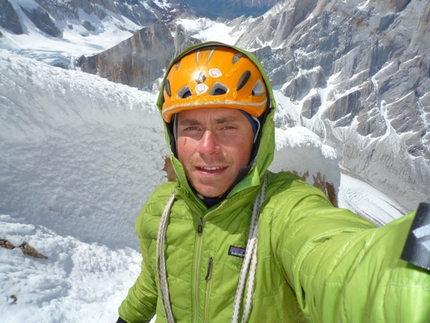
78,22,198,90
20,4,62,37
0,0,23,34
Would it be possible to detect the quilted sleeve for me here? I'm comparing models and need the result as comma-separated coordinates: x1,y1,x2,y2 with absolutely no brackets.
272,185,430,323
117,192,166,323
118,233,158,323
117,182,177,322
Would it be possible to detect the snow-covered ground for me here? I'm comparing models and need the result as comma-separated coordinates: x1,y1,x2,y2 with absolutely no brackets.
0,7,407,322
0,214,142,322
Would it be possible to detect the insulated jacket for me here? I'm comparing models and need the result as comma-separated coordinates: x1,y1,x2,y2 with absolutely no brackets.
118,42,430,323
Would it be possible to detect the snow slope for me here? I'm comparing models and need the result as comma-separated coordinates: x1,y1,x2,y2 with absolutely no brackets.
0,49,167,250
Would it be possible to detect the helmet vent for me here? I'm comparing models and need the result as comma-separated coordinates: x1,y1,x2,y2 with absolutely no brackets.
252,80,265,96
232,53,243,64
164,79,171,96
178,86,192,99
237,70,251,91
210,82,228,95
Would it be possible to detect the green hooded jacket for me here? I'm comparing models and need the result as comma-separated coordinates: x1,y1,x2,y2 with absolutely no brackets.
118,42,430,323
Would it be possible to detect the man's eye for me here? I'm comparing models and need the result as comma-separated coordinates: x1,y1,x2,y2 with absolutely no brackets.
184,126,199,131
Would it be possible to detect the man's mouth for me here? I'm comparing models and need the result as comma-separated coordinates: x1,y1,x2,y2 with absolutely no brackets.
196,166,227,172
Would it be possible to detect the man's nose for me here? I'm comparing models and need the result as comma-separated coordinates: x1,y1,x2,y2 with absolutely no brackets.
198,130,219,154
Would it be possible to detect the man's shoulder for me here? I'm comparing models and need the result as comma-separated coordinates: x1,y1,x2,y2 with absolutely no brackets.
266,170,328,199
268,170,301,182
267,171,309,189
144,181,177,207
263,171,333,222
152,180,177,194
135,181,177,234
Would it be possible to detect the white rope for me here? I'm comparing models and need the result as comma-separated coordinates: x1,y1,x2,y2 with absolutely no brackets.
241,242,258,323
156,193,176,323
231,174,267,323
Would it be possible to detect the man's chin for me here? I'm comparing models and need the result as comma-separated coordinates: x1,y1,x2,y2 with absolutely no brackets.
193,184,229,199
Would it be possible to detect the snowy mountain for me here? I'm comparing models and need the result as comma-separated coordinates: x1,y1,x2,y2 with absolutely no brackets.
0,0,426,322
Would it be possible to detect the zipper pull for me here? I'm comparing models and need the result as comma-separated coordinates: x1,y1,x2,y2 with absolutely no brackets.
205,257,213,281
198,217,204,234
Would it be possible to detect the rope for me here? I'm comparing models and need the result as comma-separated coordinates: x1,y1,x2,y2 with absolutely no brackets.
231,174,267,323
156,193,176,323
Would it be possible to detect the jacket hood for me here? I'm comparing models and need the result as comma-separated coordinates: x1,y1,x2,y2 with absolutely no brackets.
156,41,276,207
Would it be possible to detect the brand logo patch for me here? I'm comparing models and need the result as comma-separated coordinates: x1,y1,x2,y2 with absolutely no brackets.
228,245,246,258
412,224,430,251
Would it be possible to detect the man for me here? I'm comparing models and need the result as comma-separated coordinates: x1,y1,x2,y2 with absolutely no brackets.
116,42,430,323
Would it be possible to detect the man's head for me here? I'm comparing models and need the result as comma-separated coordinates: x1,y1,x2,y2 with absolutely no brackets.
161,43,271,200
175,107,255,198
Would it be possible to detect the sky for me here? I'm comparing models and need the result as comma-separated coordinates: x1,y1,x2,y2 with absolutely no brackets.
0,5,406,323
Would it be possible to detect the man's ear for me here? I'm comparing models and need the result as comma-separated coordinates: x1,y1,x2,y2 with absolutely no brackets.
165,115,178,158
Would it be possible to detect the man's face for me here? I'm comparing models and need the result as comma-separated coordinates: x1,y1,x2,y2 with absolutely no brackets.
176,108,254,198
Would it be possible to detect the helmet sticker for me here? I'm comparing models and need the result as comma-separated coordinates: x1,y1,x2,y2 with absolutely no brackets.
209,68,222,78
195,83,209,95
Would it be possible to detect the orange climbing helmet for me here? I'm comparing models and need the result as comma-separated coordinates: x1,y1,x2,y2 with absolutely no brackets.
161,43,269,123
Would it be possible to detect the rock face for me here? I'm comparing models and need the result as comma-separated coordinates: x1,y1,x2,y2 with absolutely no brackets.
78,22,198,90
0,0,23,34
236,0,430,210
20,3,62,37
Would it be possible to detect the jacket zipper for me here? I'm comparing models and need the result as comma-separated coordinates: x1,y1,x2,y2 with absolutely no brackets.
193,217,204,323
204,257,213,323
204,257,213,281
193,207,217,323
